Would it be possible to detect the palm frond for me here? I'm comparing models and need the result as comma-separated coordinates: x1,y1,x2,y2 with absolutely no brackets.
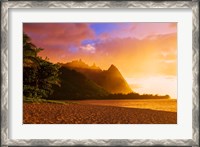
23,56,40,68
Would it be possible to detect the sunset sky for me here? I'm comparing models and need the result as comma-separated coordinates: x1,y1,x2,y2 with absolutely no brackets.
23,23,177,98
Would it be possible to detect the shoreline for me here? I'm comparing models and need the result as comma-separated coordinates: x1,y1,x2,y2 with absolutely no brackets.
23,103,177,124
65,98,177,112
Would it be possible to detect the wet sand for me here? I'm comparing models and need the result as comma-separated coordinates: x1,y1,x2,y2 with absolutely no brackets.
23,103,177,124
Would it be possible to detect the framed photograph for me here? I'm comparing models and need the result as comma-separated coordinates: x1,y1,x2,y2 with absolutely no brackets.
1,1,199,146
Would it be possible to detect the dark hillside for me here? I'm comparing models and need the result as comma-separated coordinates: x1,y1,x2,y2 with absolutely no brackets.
62,60,133,94
50,66,109,100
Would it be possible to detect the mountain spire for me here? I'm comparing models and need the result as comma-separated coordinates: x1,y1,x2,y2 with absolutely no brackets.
108,64,117,70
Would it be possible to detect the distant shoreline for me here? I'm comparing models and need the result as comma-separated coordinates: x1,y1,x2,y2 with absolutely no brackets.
48,97,173,101
66,98,177,112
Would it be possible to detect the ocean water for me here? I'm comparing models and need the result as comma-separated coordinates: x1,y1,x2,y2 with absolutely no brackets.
76,99,177,112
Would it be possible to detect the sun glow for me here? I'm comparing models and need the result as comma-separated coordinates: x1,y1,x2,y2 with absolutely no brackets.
126,76,177,99
24,22,177,98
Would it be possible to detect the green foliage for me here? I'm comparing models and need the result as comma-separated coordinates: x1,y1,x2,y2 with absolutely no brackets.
23,33,60,101
49,66,109,100
23,33,42,67
37,58,61,98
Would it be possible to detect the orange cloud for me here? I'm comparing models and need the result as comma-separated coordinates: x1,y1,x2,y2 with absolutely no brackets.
92,33,177,77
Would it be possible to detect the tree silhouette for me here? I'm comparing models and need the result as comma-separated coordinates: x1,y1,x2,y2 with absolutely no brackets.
23,33,42,67
23,33,60,101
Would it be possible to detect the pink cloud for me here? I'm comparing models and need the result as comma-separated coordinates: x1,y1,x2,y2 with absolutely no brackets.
23,23,94,49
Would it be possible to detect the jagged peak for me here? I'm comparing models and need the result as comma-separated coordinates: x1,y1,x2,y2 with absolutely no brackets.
66,59,89,68
107,64,122,77
65,59,102,71
91,63,101,70
72,59,86,64
108,64,118,71
91,63,97,68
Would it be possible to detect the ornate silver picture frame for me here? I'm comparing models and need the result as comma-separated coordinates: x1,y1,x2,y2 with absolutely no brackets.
1,1,199,146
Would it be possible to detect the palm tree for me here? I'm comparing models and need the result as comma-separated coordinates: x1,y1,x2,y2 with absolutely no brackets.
23,33,43,67
23,33,43,99
23,33,61,101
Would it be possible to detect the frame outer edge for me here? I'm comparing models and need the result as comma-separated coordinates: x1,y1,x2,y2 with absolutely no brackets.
1,1,9,147
192,1,199,146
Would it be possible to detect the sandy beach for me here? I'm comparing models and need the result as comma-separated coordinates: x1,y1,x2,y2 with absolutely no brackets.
23,103,177,124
